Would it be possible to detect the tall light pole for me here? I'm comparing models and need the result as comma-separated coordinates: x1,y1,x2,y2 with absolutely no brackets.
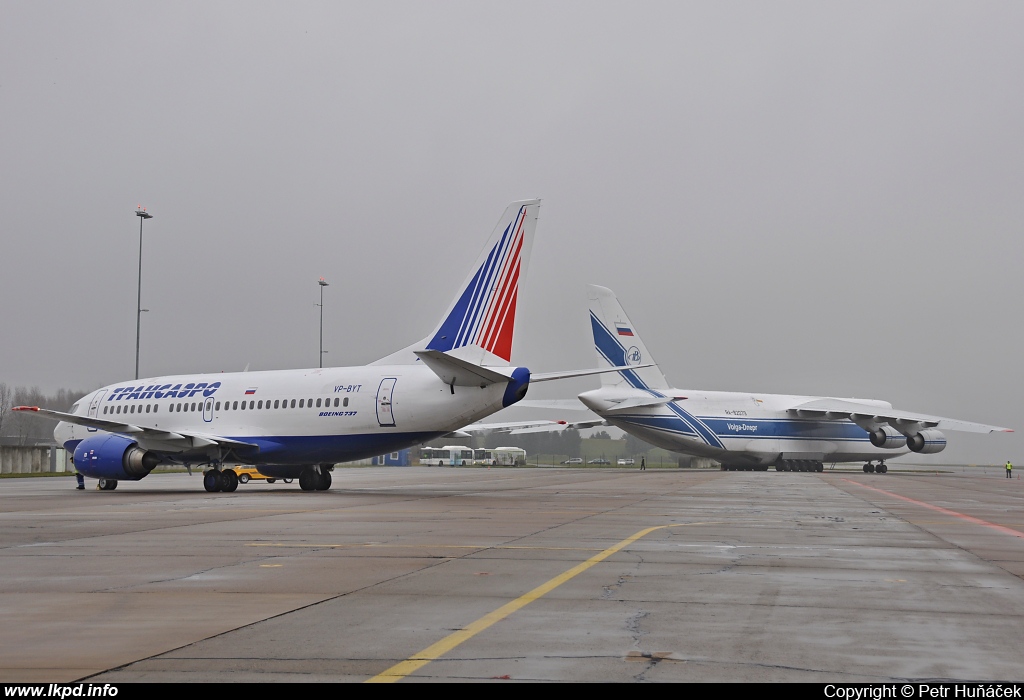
317,277,329,368
135,207,153,380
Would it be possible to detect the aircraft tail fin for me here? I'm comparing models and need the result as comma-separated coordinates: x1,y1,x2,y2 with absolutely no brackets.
373,200,540,366
586,284,670,390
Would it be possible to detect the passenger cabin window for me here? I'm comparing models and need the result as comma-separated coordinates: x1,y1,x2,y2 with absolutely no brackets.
344,397,349,407
316,398,322,408
299,399,304,408
274,400,279,409
291,399,296,408
215,402,221,411
154,405,158,413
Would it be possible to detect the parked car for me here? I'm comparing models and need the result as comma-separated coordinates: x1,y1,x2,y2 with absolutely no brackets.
561,457,584,465
588,458,611,465
617,458,635,466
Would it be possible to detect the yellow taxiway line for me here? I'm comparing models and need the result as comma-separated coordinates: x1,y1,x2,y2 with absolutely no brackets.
366,522,711,683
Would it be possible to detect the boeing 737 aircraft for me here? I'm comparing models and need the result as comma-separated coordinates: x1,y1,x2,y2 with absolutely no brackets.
522,285,1011,473
13,201,626,492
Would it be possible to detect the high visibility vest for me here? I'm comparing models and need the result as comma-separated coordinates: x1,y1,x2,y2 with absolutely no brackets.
1008,463,1013,470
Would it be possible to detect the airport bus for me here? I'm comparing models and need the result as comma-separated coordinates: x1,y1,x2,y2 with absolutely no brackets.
473,448,525,465
419,446,474,466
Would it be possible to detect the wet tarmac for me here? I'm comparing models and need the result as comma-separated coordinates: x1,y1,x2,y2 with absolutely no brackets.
1,466,1022,682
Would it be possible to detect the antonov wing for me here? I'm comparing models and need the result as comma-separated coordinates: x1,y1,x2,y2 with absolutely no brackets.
786,399,1013,434
11,406,259,450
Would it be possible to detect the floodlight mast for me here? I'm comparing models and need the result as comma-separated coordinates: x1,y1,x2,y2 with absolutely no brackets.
134,207,153,380
317,277,329,368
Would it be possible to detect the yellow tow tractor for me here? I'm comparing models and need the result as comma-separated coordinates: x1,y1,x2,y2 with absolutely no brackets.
226,466,292,485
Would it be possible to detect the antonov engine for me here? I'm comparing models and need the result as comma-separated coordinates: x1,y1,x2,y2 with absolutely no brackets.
869,426,907,449
906,429,947,454
72,433,162,480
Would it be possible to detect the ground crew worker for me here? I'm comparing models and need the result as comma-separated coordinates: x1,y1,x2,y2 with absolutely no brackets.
1007,461,1013,479
640,457,646,471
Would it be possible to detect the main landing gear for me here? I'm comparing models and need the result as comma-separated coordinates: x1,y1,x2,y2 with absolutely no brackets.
299,465,332,492
203,468,239,492
97,478,118,491
863,461,888,474
774,460,824,472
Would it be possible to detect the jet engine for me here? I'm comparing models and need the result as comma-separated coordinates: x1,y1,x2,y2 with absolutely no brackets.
906,429,947,454
73,433,161,480
869,426,907,449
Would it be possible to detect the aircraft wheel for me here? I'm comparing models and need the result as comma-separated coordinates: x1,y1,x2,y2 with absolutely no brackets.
877,464,888,474
239,474,250,484
98,478,118,491
863,463,874,473
299,468,318,491
815,462,824,473
316,470,332,491
222,470,239,492
267,478,276,484
283,478,293,483
203,470,223,492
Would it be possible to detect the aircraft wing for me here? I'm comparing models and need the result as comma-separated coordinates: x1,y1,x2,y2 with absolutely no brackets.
529,364,654,382
11,406,260,450
786,399,1013,434
452,417,607,437
515,399,591,410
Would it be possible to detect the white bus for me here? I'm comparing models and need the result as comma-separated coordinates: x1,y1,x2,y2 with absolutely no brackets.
419,446,474,466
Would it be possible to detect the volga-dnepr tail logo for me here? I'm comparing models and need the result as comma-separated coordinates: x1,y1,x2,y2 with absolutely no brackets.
625,347,642,365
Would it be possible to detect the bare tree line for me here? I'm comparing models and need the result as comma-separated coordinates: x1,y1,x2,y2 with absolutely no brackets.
0,383,90,446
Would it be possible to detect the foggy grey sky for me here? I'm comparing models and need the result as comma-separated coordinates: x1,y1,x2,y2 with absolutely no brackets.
2,2,1022,463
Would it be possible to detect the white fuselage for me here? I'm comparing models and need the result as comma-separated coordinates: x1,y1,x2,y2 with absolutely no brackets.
57,364,517,466
579,387,909,466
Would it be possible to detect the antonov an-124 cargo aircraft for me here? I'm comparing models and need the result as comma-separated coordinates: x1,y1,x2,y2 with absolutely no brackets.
489,285,1012,473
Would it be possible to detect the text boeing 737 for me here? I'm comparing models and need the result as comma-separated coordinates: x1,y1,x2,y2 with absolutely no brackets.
576,284,1011,472
13,201,623,492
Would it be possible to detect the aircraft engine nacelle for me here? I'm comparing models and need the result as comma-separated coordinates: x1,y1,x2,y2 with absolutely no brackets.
906,429,947,454
869,426,907,449
73,433,161,481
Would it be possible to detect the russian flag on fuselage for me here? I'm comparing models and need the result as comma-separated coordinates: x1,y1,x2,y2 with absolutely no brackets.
426,205,529,362
616,326,634,336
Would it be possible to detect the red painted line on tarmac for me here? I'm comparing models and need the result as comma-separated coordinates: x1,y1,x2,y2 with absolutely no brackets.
843,478,1024,539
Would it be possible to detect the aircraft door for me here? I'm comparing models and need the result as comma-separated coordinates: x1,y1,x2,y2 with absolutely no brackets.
203,397,214,423
86,390,107,432
376,378,397,427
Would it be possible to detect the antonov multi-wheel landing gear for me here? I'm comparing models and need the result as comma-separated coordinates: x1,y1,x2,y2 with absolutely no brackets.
863,461,888,474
